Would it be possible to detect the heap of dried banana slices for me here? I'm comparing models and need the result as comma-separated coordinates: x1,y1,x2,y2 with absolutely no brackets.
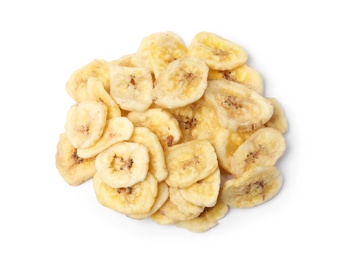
56,31,288,233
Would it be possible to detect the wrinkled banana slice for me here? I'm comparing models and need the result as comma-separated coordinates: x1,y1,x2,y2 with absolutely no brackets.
169,187,205,217
204,79,273,132
179,168,221,207
77,117,134,158
127,181,169,220
221,166,282,208
93,172,158,215
265,98,289,134
127,108,181,149
96,142,149,188
175,199,229,233
129,127,168,182
208,64,264,95
230,127,286,177
55,134,96,186
66,59,110,102
165,139,218,188
156,198,200,221
110,64,153,112
65,100,108,149
188,32,248,70
152,56,208,109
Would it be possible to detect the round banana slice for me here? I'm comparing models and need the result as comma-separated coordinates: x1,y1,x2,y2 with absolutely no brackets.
96,142,149,188
230,127,286,177
265,98,289,134
221,166,283,208
179,168,221,207
129,127,168,182
65,100,108,149
93,172,158,215
204,79,274,132
188,32,248,70
150,210,178,225
127,181,169,220
110,64,153,112
127,108,181,149
55,134,96,186
169,187,205,217
66,59,110,102
77,117,134,158
165,139,218,188
175,199,229,233
156,198,200,221
152,56,209,109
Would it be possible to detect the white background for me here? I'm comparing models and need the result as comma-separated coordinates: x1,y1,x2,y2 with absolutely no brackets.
1,0,361,259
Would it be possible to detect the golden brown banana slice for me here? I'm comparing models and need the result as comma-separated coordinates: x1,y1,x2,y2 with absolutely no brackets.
204,79,273,132
221,166,282,208
76,117,134,158
127,108,181,149
96,142,149,188
152,56,209,109
265,98,289,134
188,32,248,70
165,139,218,188
179,168,221,207
156,199,200,221
66,59,110,102
65,100,108,149
230,127,286,177
93,172,158,215
55,134,96,186
169,187,205,217
129,127,168,182
109,64,153,112
175,199,229,232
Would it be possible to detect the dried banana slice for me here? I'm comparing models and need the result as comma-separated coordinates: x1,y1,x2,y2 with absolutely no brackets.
96,142,149,188
169,187,205,217
111,53,137,67
221,166,282,208
265,98,289,134
76,117,134,158
188,32,248,70
230,127,286,177
165,139,218,188
156,198,200,221
175,199,229,233
129,127,168,182
127,108,181,149
208,64,264,95
152,56,208,109
150,210,178,225
65,100,107,149
66,59,110,102
179,168,221,207
93,172,158,215
204,79,273,132
110,64,153,112
55,134,96,186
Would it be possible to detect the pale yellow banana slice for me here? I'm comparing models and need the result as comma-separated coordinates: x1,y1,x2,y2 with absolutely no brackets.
86,77,121,119
66,59,110,102
96,142,149,188
110,64,153,112
265,98,289,134
165,139,218,188
111,53,137,67
55,134,96,186
221,166,282,208
208,64,264,94
175,199,229,233
156,198,200,221
152,56,209,109
65,100,108,149
150,210,178,225
76,117,134,158
129,127,168,182
127,108,181,149
126,181,169,220
169,187,205,217
230,127,286,177
188,32,248,70
204,79,273,132
179,168,221,207
93,172,158,215
167,102,196,142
